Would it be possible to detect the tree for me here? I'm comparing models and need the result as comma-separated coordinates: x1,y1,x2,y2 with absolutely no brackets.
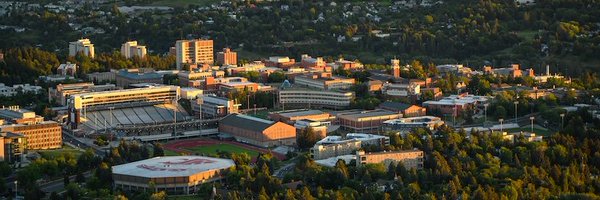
297,127,320,149
150,191,168,200
268,71,286,83
153,143,165,157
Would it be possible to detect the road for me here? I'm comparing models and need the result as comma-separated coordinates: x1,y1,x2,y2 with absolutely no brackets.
273,159,297,178
39,171,92,193
62,129,106,156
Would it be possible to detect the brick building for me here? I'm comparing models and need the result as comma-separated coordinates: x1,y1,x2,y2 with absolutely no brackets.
219,114,297,147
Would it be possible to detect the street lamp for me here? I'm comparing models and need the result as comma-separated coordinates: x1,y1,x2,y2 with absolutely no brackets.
499,118,504,133
173,94,181,136
14,180,17,199
483,103,489,126
560,113,565,129
513,101,519,123
530,116,535,133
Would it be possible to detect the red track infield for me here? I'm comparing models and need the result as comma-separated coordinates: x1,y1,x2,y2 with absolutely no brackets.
162,138,286,161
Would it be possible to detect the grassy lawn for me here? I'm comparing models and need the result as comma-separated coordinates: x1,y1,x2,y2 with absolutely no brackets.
516,30,538,42
149,0,220,7
38,145,84,158
168,195,201,200
164,149,182,156
505,127,555,136
185,143,259,157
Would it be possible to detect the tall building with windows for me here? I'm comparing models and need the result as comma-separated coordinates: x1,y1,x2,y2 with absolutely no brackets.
121,41,147,59
216,48,237,65
175,39,214,69
69,39,95,58
0,106,62,150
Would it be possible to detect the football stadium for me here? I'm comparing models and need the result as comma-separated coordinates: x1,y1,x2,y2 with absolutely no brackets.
67,86,192,133
112,156,235,194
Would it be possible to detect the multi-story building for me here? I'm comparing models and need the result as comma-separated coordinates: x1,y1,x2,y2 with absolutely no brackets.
422,94,490,115
67,86,180,128
178,70,225,86
175,39,214,69
121,41,147,59
436,64,473,77
49,82,118,106
294,119,328,139
334,109,402,132
0,132,26,163
218,82,260,94
0,106,44,125
57,62,77,76
268,109,333,124
219,114,297,147
300,54,327,71
69,38,95,58
115,70,163,88
483,64,533,78
0,106,62,150
265,56,296,69
0,83,42,97
382,116,445,132
356,150,424,168
87,71,117,83
278,87,355,110
382,82,420,97
310,139,362,160
192,95,240,118
330,58,363,70
0,121,62,150
294,72,355,90
310,133,390,160
216,48,237,66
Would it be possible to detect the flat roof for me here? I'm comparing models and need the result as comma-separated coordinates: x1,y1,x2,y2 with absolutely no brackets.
117,70,163,80
112,156,235,178
314,155,356,167
336,109,398,120
275,110,325,118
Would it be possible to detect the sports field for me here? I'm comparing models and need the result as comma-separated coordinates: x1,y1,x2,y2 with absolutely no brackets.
163,138,285,160
186,143,259,157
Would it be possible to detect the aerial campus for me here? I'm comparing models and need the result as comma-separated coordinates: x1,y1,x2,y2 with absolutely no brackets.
0,0,600,199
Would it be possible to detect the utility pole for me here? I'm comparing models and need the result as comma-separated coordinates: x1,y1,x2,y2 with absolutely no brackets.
560,113,565,130
513,101,519,123
530,116,535,132
499,118,504,133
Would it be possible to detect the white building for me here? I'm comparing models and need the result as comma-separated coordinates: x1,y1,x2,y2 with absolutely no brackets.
0,84,42,96
192,94,240,119
69,39,95,58
279,88,355,109
382,116,445,132
382,82,420,97
57,62,78,76
121,41,147,59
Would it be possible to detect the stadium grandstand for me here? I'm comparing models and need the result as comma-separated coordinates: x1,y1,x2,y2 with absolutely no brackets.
67,86,191,131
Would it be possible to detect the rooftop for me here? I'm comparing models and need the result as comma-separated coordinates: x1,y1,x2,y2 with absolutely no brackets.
274,110,326,118
220,114,276,132
112,156,235,178
117,70,163,80
336,109,399,121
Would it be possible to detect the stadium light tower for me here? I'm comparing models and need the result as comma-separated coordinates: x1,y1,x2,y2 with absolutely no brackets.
173,94,181,136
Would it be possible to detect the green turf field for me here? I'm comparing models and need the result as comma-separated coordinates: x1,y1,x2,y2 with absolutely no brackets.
38,145,83,158
185,143,259,157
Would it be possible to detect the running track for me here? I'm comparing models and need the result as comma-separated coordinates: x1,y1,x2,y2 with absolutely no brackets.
163,138,286,160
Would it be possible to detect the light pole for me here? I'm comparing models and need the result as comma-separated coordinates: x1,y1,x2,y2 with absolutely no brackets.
513,101,519,123
499,118,504,133
483,103,488,126
173,94,181,136
14,180,17,199
530,116,535,133
109,107,114,128
560,113,565,129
